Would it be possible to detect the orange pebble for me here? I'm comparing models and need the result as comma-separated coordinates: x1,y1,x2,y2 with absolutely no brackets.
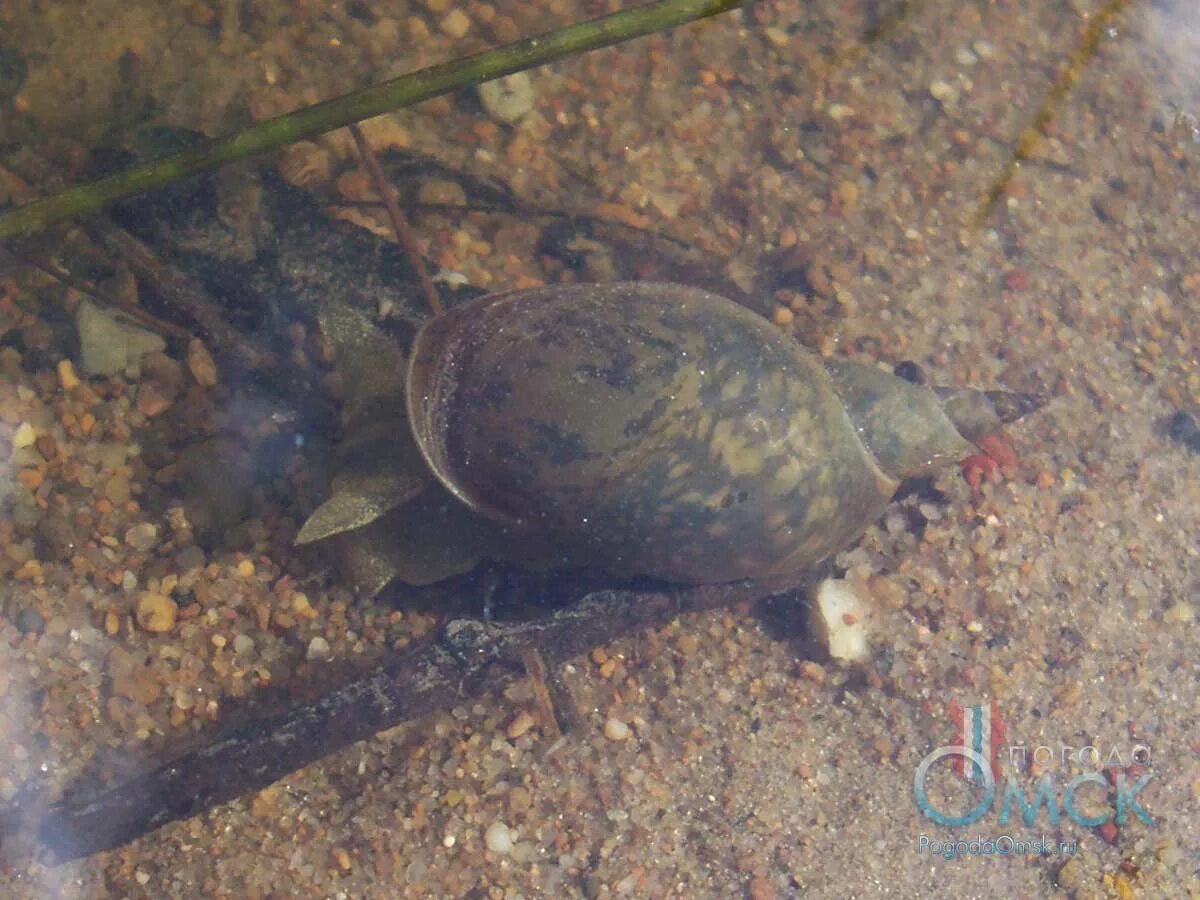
17,468,44,489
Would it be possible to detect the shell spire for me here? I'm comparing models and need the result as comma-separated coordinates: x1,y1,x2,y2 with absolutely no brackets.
935,387,1046,445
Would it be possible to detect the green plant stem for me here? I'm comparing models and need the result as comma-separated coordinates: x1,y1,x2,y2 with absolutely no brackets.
0,0,751,240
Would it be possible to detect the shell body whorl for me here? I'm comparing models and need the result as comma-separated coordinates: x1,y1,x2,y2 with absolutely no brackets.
407,282,973,585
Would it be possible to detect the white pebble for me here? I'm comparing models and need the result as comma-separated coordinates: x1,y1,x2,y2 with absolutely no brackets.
11,422,35,449
603,717,631,741
808,577,871,663
306,636,331,660
954,46,978,66
929,80,959,104
439,8,471,40
484,821,513,855
972,39,996,59
478,73,534,125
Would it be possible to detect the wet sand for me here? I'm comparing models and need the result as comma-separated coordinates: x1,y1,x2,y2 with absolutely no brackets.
0,1,1197,897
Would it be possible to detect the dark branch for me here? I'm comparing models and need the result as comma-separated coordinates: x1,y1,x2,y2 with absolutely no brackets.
34,578,783,860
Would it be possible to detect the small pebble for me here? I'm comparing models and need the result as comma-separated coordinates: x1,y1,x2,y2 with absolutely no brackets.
954,46,978,66
510,841,537,864
749,876,776,900
508,786,532,814
187,339,219,387
972,39,996,59
439,8,471,39
506,709,535,740
14,607,45,635
416,178,468,207
763,26,789,48
75,300,166,376
478,73,534,124
307,636,331,660
233,633,256,655
1163,602,1194,625
57,359,80,390
124,523,159,551
175,546,206,570
136,382,173,417
808,577,871,663
292,592,316,619
34,434,57,460
135,592,177,633
11,422,35,449
1166,410,1200,453
484,821,513,855
929,79,958,104
105,474,132,504
796,660,827,683
603,717,631,741
892,360,926,385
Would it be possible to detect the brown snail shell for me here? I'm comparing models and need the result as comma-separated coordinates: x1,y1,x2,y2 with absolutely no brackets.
403,282,1040,585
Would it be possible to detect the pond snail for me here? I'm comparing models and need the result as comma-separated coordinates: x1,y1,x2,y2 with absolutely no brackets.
300,282,1042,593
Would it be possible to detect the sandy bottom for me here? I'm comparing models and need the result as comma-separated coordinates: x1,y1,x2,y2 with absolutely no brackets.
0,0,1197,897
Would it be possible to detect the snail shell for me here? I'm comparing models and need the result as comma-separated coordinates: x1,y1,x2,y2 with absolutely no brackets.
405,282,1034,585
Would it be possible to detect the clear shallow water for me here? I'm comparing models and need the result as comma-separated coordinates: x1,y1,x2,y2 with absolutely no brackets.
0,1,1197,896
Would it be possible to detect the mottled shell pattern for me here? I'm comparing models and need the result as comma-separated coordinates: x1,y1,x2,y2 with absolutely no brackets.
405,282,1030,585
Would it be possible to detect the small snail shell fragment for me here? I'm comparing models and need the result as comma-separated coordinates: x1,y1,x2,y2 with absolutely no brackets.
403,282,1042,586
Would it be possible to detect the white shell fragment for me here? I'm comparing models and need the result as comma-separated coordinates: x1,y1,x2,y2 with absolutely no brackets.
808,577,871,663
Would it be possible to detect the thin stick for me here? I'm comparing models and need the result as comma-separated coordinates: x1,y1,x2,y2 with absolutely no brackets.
0,243,192,340
87,224,278,372
0,0,753,241
521,647,566,741
348,124,442,316
973,0,1130,225
34,578,780,860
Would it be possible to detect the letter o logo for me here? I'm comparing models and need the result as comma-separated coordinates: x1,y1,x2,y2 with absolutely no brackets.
913,746,995,827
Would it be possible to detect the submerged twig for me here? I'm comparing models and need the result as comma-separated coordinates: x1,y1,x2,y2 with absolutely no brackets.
0,242,191,340
349,124,442,316
973,0,1131,225
0,0,754,240
86,223,278,373
36,578,783,860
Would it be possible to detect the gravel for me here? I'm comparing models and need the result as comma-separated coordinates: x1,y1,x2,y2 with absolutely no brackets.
1,1,1198,898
